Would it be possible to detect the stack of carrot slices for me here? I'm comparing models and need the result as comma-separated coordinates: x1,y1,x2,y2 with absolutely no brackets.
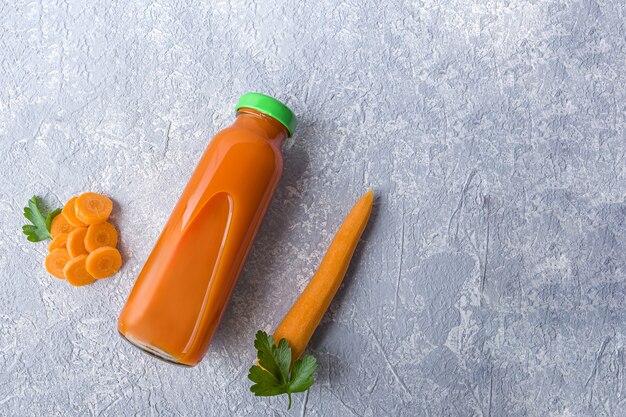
45,192,122,286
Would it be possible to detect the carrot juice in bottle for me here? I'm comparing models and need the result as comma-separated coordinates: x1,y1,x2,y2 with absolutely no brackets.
117,93,297,366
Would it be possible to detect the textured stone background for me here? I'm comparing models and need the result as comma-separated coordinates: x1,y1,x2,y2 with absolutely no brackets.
1,0,625,416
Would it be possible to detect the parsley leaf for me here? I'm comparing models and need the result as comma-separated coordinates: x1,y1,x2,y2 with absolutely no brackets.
289,355,317,392
248,330,317,410
22,196,60,242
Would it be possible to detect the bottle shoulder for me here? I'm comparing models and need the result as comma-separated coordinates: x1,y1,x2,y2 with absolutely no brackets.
211,126,283,157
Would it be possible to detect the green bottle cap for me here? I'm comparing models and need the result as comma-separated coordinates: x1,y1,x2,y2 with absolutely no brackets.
235,93,297,137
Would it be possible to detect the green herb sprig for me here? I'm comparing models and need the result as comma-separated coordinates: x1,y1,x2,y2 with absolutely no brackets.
248,330,317,410
22,196,60,242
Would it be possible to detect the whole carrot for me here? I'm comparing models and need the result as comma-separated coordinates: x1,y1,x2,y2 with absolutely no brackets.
274,189,374,360
249,190,374,409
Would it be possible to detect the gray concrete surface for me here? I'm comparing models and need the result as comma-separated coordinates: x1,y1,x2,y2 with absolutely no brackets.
1,0,625,416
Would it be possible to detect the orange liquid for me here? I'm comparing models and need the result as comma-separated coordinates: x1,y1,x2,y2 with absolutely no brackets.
118,109,287,365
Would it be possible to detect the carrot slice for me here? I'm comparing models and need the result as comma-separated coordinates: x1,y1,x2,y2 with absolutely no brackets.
62,196,87,227
75,192,113,225
45,248,71,279
86,247,122,279
67,227,88,258
273,189,374,360
63,255,95,286
50,213,76,238
48,233,69,251
84,222,118,252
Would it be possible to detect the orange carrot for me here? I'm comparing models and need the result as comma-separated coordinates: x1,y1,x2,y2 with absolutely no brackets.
50,213,76,238
66,227,88,258
86,247,122,279
84,222,118,252
62,196,87,227
63,255,95,286
48,233,69,251
45,248,71,279
273,189,374,360
75,192,112,225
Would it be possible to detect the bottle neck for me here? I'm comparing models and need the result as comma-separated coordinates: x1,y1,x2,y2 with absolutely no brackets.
234,108,289,144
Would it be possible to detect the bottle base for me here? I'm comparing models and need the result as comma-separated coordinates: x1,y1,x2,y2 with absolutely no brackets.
118,331,194,367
